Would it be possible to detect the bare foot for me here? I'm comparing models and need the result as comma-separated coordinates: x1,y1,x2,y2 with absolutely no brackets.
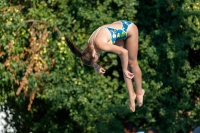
129,93,136,112
136,89,145,107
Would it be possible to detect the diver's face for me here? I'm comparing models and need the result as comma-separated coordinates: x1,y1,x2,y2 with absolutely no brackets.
92,50,100,62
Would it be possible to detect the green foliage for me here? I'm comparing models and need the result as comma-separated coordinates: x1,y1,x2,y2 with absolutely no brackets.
136,0,200,132
0,0,200,133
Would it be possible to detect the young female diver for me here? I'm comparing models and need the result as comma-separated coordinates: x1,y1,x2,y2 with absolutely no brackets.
65,20,145,112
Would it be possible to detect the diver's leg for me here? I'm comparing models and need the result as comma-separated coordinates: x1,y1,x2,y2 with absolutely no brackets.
125,24,145,107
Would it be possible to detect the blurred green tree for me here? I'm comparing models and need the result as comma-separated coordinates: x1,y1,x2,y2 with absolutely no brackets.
136,0,200,132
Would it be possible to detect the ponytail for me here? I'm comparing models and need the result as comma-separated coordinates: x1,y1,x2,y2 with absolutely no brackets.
65,35,95,66
65,36,82,57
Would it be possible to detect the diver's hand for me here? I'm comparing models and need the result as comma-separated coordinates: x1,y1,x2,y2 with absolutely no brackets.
123,70,134,79
95,66,106,74
99,67,106,74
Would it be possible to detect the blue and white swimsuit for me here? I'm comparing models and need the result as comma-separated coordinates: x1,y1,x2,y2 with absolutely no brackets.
88,20,133,45
106,20,133,44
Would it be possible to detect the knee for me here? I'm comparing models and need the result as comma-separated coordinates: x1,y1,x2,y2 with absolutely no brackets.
128,59,138,69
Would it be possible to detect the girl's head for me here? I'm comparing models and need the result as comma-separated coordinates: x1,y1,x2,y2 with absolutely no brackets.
65,36,98,66
81,45,99,66
124,121,137,133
